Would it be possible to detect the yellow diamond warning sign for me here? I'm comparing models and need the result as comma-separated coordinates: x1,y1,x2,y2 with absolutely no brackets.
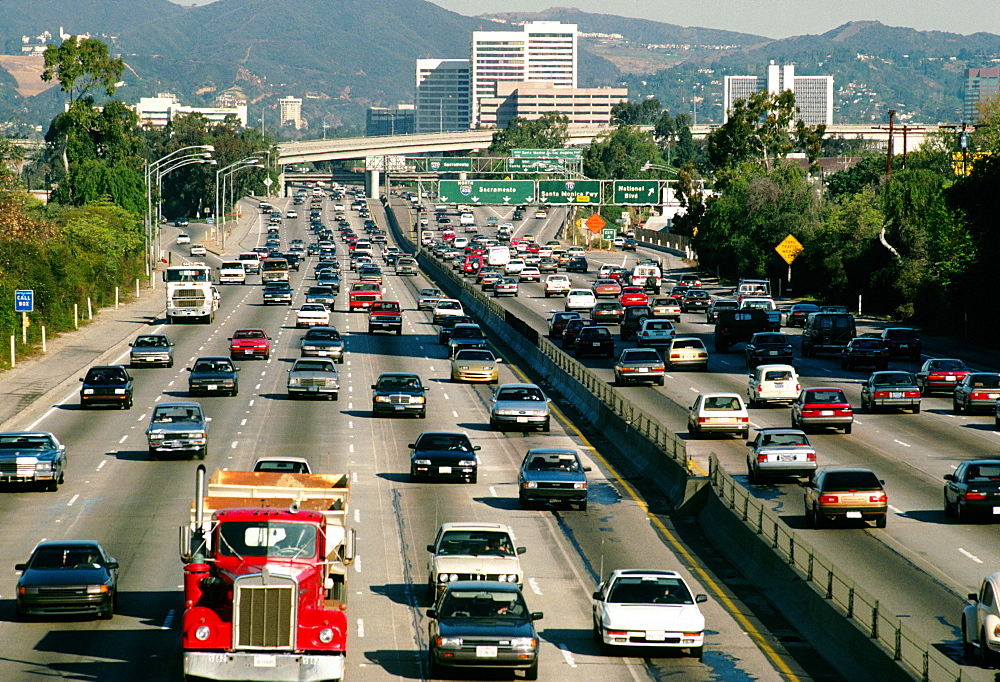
775,234,804,265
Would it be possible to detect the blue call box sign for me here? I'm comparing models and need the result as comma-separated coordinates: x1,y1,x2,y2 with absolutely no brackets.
15,290,34,313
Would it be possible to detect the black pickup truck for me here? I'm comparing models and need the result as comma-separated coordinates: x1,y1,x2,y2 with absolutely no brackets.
714,309,771,353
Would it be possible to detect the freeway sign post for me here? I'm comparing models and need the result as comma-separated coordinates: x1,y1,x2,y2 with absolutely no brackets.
611,180,660,205
537,180,601,205
437,180,535,205
512,148,583,161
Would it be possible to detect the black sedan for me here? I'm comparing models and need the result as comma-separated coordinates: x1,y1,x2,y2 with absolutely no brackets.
15,540,119,620
859,371,920,413
565,256,589,273
944,459,1000,522
681,289,711,313
744,333,794,369
408,432,480,483
840,337,889,370
517,448,590,509
621,238,638,251
427,581,542,679
187,357,240,397
372,372,427,418
573,325,615,359
547,311,581,339
299,326,345,362
438,315,476,344
79,365,133,410
786,303,820,328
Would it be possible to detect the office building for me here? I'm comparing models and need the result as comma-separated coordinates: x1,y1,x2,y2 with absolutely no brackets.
133,94,248,128
367,104,415,136
964,68,1000,123
471,21,577,127
279,96,304,129
415,59,472,133
478,81,627,128
723,62,833,125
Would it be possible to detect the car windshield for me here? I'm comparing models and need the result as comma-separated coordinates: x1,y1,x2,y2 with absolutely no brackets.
217,521,318,559
134,336,167,348
378,376,420,390
927,359,966,371
151,407,201,423
193,360,233,373
416,434,472,451
306,329,340,341
234,330,265,339
301,305,326,312
763,369,793,381
526,453,580,471
622,350,660,363
451,327,484,339
885,329,918,341
607,577,694,605
437,531,515,556
703,396,742,411
437,301,460,310
437,590,527,620
30,547,104,570
294,360,335,372
645,321,672,330
806,390,846,404
673,339,703,350
852,339,882,349
497,387,545,402
85,369,127,384
969,375,1000,389
754,334,787,345
0,435,54,449
254,460,309,473
455,350,494,362
821,471,882,492
760,432,810,447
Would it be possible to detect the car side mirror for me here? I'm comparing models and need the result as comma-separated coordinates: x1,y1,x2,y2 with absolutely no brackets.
234,368,240,372
584,466,592,472
879,479,885,485
531,612,544,621
228,338,233,341
801,480,813,488
944,474,955,482
516,546,526,555
496,358,503,363
969,593,979,602
79,377,84,382
107,561,120,570
426,609,437,619
205,417,212,423
371,385,377,390
745,441,754,446
427,544,435,553
696,594,708,603
473,445,482,451
592,591,603,601
14,563,26,571
186,368,192,372
128,343,134,347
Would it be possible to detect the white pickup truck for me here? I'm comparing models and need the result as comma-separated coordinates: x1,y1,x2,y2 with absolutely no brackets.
544,274,571,298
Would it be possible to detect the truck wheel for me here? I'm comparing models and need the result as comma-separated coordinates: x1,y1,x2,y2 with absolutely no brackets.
149,449,158,461
331,393,339,401
524,660,539,680
197,447,207,460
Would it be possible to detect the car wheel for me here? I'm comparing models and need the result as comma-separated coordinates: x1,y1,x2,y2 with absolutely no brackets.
46,478,59,492
231,386,239,397
962,617,976,662
912,403,920,414
592,621,602,644
332,393,339,401
167,359,174,368
690,645,704,661
149,449,158,461
418,411,426,419
957,502,969,523
428,649,445,679
197,447,207,460
688,426,701,439
468,472,477,484
843,424,852,434
747,465,757,485
860,397,869,412
489,419,498,431
953,398,964,414
542,418,550,433
875,514,887,529
657,377,665,386
99,604,114,620
983,629,996,667
524,660,539,680
944,492,954,517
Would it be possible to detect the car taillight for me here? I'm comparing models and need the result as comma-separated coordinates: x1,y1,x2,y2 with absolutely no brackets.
819,495,838,504
870,493,887,503
757,454,767,463
739,417,748,423
905,391,919,397
670,353,681,359
795,384,801,392
965,491,988,500
874,391,889,398
807,453,816,461
971,392,990,400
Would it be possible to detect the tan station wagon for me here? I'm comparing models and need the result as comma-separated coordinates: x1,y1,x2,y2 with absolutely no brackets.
427,522,526,598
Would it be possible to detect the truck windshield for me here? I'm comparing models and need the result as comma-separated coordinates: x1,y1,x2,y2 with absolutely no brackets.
165,267,211,283
218,521,318,559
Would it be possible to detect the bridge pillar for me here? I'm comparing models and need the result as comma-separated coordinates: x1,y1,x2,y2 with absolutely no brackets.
277,170,286,198
366,170,381,199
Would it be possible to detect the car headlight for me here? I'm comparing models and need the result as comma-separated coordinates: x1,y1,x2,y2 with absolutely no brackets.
496,409,515,416
375,396,391,403
318,628,334,644
289,378,301,386
149,434,164,441
457,365,470,370
303,345,318,351
35,461,53,471
458,460,476,467
498,574,508,582
437,636,463,647
524,481,537,489
87,584,109,594
413,459,431,465
508,574,519,582
114,389,127,395
574,482,587,489
411,396,425,404
530,410,548,417
195,625,212,641
511,637,536,648
83,389,94,395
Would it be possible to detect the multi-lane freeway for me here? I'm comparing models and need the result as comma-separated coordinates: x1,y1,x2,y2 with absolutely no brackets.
0,189,835,681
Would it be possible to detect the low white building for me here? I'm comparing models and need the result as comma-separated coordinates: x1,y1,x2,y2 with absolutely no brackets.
133,93,248,128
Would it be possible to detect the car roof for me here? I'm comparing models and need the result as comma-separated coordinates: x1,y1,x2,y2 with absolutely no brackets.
609,568,682,579
440,522,512,532
32,539,104,551
156,401,203,408
193,355,232,362
496,382,541,390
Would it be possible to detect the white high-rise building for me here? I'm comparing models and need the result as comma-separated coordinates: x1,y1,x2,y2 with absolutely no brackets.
723,62,833,125
415,59,471,133
471,21,577,128
278,96,304,129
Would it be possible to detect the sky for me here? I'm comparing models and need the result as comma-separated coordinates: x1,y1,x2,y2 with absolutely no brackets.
423,0,1000,39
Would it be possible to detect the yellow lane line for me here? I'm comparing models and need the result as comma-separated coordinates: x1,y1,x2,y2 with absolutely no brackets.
503,359,800,681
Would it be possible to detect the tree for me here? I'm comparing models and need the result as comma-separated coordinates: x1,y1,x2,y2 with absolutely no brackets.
582,126,659,180
611,98,663,126
824,154,884,200
41,36,124,105
653,112,697,168
485,113,569,156
708,90,800,170
972,96,1000,152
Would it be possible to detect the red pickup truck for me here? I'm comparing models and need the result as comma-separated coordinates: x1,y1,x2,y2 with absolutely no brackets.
349,282,382,312
229,328,271,360
368,300,402,335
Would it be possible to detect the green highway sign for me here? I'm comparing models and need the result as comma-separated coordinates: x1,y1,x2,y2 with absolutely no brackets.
437,180,536,205
612,180,661,205
512,148,583,161
507,158,565,172
537,180,601,205
424,157,473,172
602,228,616,241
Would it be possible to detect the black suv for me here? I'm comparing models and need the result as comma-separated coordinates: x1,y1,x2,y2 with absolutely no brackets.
574,326,615,359
880,327,921,361
427,581,542,679
80,365,133,409
620,305,652,342
547,311,581,339
262,281,293,305
565,256,589,273
371,372,427,418
800,312,856,357
745,332,794,368
840,337,889,370
438,315,475,344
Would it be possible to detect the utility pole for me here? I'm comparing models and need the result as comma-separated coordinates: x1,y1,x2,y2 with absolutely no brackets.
886,109,896,177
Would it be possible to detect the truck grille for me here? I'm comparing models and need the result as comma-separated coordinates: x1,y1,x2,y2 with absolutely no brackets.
233,577,296,650
300,378,332,387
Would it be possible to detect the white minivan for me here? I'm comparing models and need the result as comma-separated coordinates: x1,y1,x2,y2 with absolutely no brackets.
747,364,800,407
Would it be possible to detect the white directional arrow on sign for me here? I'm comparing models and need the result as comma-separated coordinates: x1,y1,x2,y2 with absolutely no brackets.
471,195,480,203
503,196,511,203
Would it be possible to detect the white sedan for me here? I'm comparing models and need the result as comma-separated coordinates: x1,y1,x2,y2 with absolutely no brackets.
286,209,298,219
564,289,597,311
593,569,707,658
176,233,191,245
296,304,331,328
189,244,207,256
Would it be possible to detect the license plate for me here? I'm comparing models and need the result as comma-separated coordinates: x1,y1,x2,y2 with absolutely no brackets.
253,654,276,667
308,386,318,392
768,350,778,355
638,367,649,372
592,342,601,347
476,646,498,658
821,410,834,416
993,507,1000,515
774,382,784,388
845,511,862,519
710,417,737,424
207,385,218,390
394,405,405,411
244,349,254,355
779,455,795,462
646,631,666,642
890,392,903,398
945,376,957,381
516,416,529,423
438,466,452,474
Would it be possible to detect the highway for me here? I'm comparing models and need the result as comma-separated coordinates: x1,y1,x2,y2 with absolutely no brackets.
0,190,817,681
397,196,1000,679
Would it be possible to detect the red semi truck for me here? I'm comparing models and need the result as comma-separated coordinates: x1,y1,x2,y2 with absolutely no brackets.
179,465,355,681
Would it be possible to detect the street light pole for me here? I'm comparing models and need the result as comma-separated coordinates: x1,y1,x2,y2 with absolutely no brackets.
145,146,215,270
214,156,263,250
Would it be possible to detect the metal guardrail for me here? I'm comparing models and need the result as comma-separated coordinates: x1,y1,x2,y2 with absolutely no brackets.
710,455,966,682
383,194,967,682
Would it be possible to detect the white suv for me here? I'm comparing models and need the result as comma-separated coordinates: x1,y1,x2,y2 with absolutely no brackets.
544,274,571,298
747,364,800,407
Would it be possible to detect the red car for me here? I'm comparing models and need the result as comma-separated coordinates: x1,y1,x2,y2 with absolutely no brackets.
618,286,649,307
229,329,271,360
607,268,631,283
791,387,854,434
915,358,970,395
525,243,541,254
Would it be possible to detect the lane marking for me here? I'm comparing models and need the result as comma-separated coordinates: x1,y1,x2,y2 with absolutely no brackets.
354,555,362,573
67,494,79,507
354,509,360,523
488,486,498,497
888,504,903,514
893,439,911,448
231,441,238,449
528,577,543,595
357,618,365,637
118,435,128,444
241,419,247,426
453,410,459,418
959,548,984,564
558,643,577,668
96,460,107,471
